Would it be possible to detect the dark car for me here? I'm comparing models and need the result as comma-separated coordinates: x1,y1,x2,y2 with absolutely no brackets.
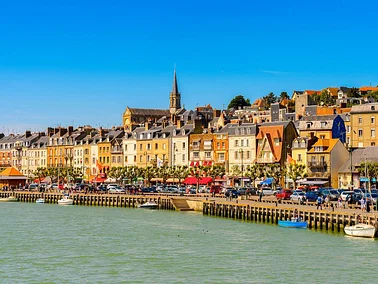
225,189,239,198
140,187,157,193
306,191,319,202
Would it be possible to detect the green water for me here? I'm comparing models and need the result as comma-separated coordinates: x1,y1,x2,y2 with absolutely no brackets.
0,203,377,283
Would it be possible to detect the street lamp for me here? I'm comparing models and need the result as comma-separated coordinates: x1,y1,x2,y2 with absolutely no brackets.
239,148,244,187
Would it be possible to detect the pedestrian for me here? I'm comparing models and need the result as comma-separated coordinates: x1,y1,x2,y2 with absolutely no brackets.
366,200,371,213
324,195,329,208
317,195,322,210
360,198,365,212
258,189,263,202
338,196,342,208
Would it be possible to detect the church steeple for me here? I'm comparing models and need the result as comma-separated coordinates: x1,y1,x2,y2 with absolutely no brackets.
169,69,181,114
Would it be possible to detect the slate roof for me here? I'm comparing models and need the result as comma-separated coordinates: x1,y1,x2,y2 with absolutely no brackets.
338,147,378,173
350,103,378,114
128,108,171,116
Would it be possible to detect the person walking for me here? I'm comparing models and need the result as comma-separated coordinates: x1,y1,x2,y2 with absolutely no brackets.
337,196,342,208
360,198,366,212
317,195,323,210
258,189,263,202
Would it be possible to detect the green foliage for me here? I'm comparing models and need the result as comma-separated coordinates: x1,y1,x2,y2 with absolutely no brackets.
227,95,250,110
369,90,378,102
280,92,289,100
262,92,278,108
286,164,307,189
312,90,335,106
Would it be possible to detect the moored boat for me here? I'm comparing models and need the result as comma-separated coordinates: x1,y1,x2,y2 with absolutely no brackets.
0,196,18,202
278,218,308,228
344,223,377,238
138,201,158,209
58,195,73,205
36,198,45,204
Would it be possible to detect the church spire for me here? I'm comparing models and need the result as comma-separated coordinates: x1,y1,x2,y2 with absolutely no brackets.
170,68,181,114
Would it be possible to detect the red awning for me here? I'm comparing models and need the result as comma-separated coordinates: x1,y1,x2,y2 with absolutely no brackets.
208,161,212,166
202,161,207,166
92,177,106,183
190,161,194,167
195,161,200,167
183,177,213,185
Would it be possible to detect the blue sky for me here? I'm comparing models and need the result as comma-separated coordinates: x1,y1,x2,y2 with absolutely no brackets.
1,0,378,134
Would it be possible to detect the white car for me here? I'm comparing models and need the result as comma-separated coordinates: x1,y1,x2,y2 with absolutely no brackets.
290,191,305,201
262,187,274,195
340,191,354,201
108,187,125,193
107,184,118,190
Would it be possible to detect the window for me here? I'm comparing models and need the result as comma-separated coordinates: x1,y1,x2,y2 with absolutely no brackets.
222,142,225,149
155,143,158,150
182,154,185,162
218,153,225,161
163,144,166,150
204,140,212,149
241,140,244,147
217,142,220,149
139,144,142,150
372,117,375,124
320,135,325,139
358,117,362,124
372,142,376,146
347,125,350,133
371,129,375,138
205,152,211,159
193,152,199,159
358,129,363,137
192,141,199,148
234,151,238,159
274,138,279,146
147,143,151,150
298,154,302,161
235,140,239,147
182,142,186,149
246,151,250,159
306,123,311,129
125,156,128,163
139,155,142,162
112,156,116,163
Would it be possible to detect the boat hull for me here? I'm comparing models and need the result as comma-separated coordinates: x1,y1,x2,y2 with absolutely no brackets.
344,224,377,238
36,198,45,204
278,220,308,228
58,199,73,205
138,201,158,209
0,196,18,202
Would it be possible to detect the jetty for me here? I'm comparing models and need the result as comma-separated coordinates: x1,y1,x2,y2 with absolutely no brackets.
1,191,377,235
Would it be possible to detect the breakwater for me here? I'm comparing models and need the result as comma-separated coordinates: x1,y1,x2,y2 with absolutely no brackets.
2,191,378,235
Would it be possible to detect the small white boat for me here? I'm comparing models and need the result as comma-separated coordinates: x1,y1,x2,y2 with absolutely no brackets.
0,196,18,202
58,195,73,205
344,223,377,238
36,198,45,204
138,201,158,209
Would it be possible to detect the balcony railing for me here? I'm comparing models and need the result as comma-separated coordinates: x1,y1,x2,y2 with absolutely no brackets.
308,161,327,168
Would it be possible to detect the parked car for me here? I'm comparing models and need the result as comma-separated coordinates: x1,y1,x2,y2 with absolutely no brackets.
108,186,125,193
364,193,378,204
106,184,119,190
340,191,354,201
320,189,339,201
290,191,306,201
276,190,292,200
225,189,239,198
261,187,274,196
305,191,319,202
28,183,39,191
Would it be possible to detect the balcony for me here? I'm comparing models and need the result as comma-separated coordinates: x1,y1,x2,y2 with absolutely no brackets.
308,161,327,168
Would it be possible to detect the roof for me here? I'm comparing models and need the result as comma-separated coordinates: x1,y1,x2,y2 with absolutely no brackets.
307,139,338,153
350,103,378,114
0,167,26,177
128,108,171,116
339,147,378,173
305,90,322,96
327,87,339,97
360,86,378,92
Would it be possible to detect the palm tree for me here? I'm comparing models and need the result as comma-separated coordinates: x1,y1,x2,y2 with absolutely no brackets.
286,163,307,190
174,166,190,186
108,166,123,184
208,165,226,184
33,167,46,183
142,166,156,187
158,165,171,185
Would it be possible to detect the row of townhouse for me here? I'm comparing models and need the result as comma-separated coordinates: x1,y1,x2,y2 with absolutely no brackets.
2,102,378,187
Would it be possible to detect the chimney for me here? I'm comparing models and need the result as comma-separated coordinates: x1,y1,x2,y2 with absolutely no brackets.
99,127,103,137
25,130,31,138
68,126,74,135
145,122,152,131
47,127,54,137
177,119,184,129
193,118,203,131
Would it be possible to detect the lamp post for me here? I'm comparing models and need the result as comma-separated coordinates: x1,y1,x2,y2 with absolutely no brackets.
239,148,244,188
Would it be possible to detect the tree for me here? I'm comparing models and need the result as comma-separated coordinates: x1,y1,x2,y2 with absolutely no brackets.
280,91,289,101
227,95,250,110
33,167,47,183
207,165,226,182
369,90,378,102
108,166,124,184
262,92,278,108
358,161,378,191
245,164,264,187
142,166,156,187
264,164,284,189
286,164,307,190
313,90,335,106
174,166,190,186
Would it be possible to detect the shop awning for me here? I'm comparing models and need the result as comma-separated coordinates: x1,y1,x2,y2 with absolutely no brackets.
260,177,274,185
183,177,213,185
301,180,328,185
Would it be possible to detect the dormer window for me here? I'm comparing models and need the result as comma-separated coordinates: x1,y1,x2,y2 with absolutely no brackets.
372,106,375,111
306,123,311,129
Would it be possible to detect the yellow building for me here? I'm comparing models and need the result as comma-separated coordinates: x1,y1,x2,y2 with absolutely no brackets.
350,103,378,148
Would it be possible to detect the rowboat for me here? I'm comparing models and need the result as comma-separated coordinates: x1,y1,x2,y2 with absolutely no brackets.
344,223,377,238
278,218,308,228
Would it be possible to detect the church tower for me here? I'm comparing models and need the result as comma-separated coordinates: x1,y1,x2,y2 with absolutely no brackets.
169,69,181,114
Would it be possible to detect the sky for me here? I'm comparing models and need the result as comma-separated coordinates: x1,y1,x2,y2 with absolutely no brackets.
1,0,378,134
